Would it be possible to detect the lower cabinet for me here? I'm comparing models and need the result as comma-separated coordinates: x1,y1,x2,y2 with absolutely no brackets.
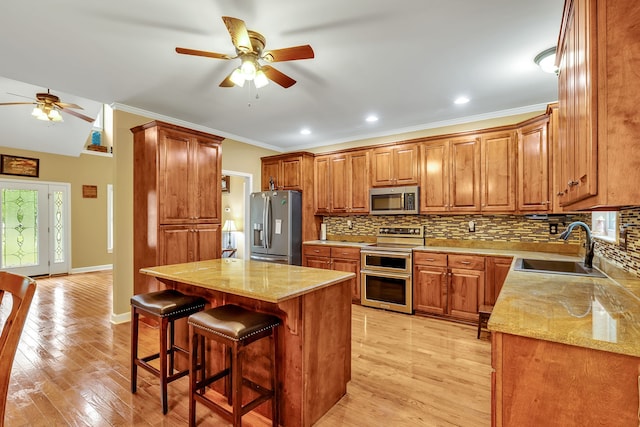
492,333,640,426
158,224,220,265
485,256,512,305
413,251,485,322
303,244,361,302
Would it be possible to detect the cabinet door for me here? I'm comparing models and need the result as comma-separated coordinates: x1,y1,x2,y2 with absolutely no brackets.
330,155,349,212
262,159,280,191
349,151,370,213
394,144,419,185
448,268,484,321
195,224,221,261
481,132,516,212
304,255,331,269
158,128,192,224
413,265,447,315
518,121,550,212
281,157,302,190
158,226,192,265
420,140,449,213
332,258,360,301
314,156,331,214
449,137,481,212
485,257,512,305
193,138,222,223
370,148,395,187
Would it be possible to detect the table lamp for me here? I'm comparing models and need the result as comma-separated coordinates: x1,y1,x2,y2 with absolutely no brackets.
223,219,237,249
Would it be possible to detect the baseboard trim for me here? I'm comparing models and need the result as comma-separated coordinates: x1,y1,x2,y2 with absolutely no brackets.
70,264,113,274
111,311,131,325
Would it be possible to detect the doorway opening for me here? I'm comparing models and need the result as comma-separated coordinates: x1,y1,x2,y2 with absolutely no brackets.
221,170,252,260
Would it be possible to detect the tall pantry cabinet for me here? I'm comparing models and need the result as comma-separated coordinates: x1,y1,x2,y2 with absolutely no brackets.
132,121,223,295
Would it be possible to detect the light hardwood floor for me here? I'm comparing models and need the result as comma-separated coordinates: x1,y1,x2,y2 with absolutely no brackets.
3,271,491,426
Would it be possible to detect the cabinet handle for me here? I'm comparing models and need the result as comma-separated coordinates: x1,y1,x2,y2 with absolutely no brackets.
556,191,565,196
568,180,579,187
541,201,550,205
424,258,435,262
460,261,471,265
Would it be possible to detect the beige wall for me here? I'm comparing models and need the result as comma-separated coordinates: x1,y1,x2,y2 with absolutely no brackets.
0,146,113,269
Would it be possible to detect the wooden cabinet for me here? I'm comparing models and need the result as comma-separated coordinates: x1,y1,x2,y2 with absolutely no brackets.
481,132,516,213
492,333,640,426
419,136,481,213
303,244,361,302
261,152,319,243
132,121,223,296
413,251,484,322
370,143,419,187
485,256,512,305
517,117,550,212
556,0,640,209
314,150,370,214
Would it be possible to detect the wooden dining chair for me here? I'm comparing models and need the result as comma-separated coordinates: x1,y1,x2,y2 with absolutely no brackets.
0,271,37,427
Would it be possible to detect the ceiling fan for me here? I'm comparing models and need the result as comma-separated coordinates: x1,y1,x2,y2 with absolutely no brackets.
0,89,94,123
176,16,314,89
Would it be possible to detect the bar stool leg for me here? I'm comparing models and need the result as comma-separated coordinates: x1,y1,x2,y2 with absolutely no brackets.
130,307,139,393
159,316,169,414
232,342,242,427
270,329,278,427
189,325,198,427
226,347,233,406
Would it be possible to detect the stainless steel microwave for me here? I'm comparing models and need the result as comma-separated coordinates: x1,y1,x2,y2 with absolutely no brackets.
369,186,419,215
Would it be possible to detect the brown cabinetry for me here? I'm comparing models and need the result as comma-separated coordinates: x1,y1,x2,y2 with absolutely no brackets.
485,256,512,305
370,143,419,187
556,0,640,209
261,152,319,243
132,121,223,296
481,131,516,213
517,117,550,212
314,150,369,214
492,333,640,426
413,251,484,322
303,244,361,302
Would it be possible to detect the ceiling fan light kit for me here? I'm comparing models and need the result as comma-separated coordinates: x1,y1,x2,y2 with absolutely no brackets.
32,104,63,122
0,89,94,123
176,16,314,90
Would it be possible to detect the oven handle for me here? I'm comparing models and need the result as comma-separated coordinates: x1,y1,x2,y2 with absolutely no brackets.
361,250,412,259
361,269,411,279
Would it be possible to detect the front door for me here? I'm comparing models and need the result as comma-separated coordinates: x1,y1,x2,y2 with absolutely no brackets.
0,180,70,276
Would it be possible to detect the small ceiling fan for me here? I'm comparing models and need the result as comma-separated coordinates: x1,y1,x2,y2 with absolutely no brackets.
176,16,314,89
0,89,94,123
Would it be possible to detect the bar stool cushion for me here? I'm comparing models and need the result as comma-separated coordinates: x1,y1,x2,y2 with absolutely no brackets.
131,289,206,317
189,304,280,342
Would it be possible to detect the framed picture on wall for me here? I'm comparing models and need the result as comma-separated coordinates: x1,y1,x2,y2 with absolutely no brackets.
221,175,230,192
0,155,40,177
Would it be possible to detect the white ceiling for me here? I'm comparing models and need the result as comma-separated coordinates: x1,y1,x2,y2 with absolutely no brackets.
0,0,563,156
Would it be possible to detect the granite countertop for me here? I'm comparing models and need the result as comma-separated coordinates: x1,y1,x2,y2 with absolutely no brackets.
140,258,355,303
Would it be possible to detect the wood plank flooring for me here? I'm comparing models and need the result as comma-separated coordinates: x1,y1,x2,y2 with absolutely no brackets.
2,272,491,426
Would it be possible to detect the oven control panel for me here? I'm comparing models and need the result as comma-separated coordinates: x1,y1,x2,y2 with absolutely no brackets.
376,227,424,237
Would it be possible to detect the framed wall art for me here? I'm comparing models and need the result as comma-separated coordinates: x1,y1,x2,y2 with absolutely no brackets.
0,155,40,178
221,175,230,193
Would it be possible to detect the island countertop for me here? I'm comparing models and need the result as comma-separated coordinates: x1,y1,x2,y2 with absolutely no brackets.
140,258,355,303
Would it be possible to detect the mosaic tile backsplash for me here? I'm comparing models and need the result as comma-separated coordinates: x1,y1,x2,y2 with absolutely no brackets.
323,213,589,244
594,207,640,276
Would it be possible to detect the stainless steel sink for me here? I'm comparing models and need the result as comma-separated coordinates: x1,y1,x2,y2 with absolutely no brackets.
513,258,606,278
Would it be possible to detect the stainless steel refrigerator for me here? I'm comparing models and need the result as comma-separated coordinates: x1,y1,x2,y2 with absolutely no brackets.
250,190,302,265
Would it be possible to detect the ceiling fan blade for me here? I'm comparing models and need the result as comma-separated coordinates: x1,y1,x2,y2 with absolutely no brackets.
6,92,36,101
261,65,296,88
55,102,83,110
0,102,35,106
262,45,315,62
176,47,232,60
61,108,95,123
222,16,253,53
219,71,236,87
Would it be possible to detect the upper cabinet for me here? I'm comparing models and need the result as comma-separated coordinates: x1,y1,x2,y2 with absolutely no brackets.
370,143,419,187
481,131,516,212
314,150,370,214
517,117,550,212
556,0,640,209
261,152,314,191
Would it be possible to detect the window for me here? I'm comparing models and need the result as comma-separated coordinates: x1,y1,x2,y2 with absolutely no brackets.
591,211,618,243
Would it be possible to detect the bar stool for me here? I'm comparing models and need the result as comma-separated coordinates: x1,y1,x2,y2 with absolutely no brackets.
188,304,280,427
477,304,494,339
130,289,207,414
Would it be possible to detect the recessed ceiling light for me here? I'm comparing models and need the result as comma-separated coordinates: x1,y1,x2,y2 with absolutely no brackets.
454,96,470,105
300,128,311,135
365,115,379,123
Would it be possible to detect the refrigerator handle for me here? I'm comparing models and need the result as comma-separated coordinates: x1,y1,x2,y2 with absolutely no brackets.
264,195,272,249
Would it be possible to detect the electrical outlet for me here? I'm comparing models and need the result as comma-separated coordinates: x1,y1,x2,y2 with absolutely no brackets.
468,220,475,233
347,219,353,229
549,223,558,234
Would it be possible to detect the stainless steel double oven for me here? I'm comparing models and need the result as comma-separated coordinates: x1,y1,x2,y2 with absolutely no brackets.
360,226,424,314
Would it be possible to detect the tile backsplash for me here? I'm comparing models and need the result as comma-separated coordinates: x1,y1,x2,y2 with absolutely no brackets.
323,213,588,244
594,207,640,276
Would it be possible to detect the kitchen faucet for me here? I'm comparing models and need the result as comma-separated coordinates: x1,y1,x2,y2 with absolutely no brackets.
559,221,595,268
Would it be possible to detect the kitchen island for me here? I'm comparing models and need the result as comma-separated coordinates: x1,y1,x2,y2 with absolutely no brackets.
140,258,355,427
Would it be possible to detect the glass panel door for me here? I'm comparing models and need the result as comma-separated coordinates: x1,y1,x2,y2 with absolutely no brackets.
0,180,70,276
